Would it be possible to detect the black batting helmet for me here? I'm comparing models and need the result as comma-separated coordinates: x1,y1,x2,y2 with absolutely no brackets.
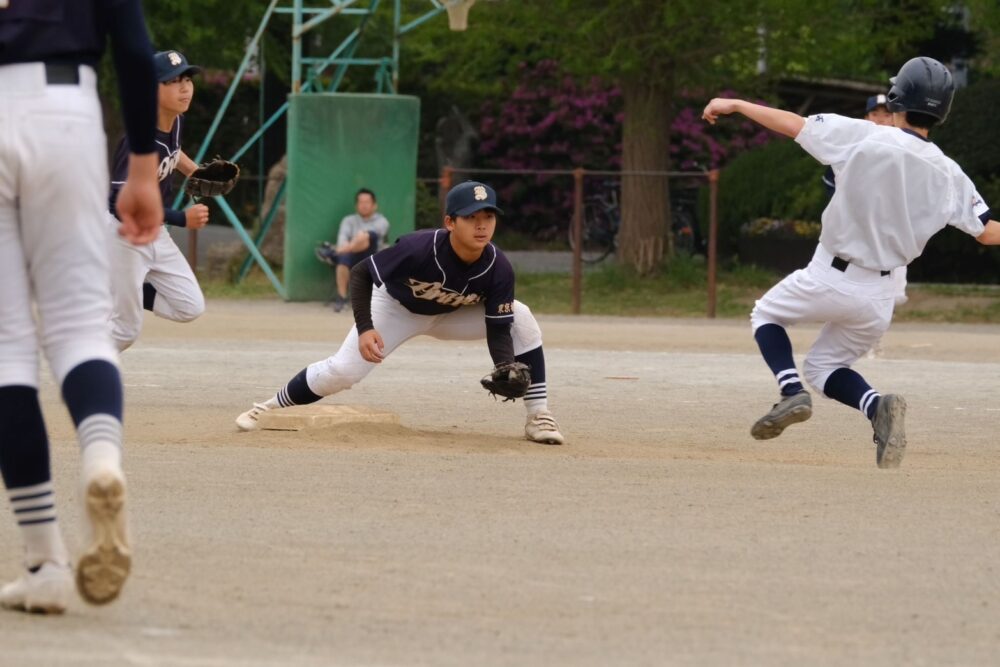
886,57,955,123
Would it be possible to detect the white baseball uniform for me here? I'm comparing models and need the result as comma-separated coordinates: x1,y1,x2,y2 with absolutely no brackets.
752,113,990,390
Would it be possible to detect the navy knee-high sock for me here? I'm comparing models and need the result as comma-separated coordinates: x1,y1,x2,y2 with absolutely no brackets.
277,368,323,407
0,386,68,566
754,324,804,396
516,346,548,413
142,283,157,312
0,387,51,491
823,368,880,419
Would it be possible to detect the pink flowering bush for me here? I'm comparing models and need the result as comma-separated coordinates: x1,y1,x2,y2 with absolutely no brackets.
476,60,774,236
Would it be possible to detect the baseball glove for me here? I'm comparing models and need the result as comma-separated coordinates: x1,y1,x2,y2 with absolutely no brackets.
184,158,240,198
480,361,531,402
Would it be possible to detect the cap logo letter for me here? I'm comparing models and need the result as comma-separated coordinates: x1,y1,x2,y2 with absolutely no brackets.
473,186,488,201
168,52,182,66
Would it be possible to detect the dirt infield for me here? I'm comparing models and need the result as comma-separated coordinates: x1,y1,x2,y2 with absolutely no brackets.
3,300,1000,666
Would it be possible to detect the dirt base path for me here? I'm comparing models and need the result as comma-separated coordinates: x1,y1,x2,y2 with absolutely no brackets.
4,300,1000,666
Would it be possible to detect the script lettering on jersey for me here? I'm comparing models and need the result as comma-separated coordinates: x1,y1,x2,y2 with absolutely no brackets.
406,278,482,306
157,150,181,182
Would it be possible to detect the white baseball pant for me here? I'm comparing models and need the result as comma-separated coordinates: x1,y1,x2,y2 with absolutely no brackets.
107,217,205,351
0,63,119,387
750,244,897,392
307,286,543,396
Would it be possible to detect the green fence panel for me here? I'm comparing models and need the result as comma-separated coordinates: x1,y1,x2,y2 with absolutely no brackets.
286,93,419,301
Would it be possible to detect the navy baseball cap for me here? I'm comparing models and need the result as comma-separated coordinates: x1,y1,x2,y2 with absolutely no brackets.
865,93,889,113
154,50,202,83
446,181,504,217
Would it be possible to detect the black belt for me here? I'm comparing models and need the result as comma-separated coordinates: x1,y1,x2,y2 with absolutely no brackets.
831,256,890,277
45,63,80,85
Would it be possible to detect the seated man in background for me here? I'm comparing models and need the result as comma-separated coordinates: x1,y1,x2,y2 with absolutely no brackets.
316,188,390,312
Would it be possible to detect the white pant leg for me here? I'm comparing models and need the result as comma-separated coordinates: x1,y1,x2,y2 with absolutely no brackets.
425,300,542,354
145,227,204,323
751,256,895,393
9,66,119,383
0,187,38,388
306,287,432,396
108,213,155,352
803,312,892,392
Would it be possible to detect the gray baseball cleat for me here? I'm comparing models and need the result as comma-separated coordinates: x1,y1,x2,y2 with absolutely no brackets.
872,394,907,469
751,391,812,440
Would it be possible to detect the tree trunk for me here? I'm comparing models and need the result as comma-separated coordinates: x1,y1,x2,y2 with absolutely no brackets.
617,76,674,274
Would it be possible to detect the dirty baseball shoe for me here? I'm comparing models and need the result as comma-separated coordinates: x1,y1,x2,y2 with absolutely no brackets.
525,410,564,445
236,402,270,431
751,391,812,440
0,561,73,614
872,394,907,469
76,465,131,605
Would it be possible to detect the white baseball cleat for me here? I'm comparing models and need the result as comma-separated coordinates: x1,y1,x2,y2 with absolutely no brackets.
525,410,565,445
236,403,270,431
0,561,73,614
76,466,131,606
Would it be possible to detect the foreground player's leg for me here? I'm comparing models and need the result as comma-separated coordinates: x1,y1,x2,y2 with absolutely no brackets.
61,360,131,605
750,323,812,440
516,345,564,445
0,387,73,614
823,368,906,469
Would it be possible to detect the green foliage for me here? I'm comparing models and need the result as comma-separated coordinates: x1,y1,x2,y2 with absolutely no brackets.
716,140,827,254
414,180,442,229
515,256,779,318
908,79,1000,283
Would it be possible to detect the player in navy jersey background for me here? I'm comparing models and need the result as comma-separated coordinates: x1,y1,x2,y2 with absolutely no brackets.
236,180,565,445
106,49,208,351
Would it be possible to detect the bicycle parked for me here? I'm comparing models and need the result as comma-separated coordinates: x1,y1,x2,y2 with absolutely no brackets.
567,180,705,263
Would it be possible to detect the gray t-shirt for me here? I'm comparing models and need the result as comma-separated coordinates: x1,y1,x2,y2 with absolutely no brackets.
337,212,390,250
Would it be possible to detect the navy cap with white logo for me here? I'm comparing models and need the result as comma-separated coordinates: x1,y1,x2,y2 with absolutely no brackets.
865,93,888,113
445,181,504,217
154,50,202,83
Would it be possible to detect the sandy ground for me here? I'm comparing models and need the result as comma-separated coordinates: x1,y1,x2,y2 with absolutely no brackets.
3,300,1000,666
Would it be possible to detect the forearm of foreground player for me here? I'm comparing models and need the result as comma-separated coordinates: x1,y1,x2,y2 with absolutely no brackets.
703,98,805,139
976,220,1000,245
350,261,376,333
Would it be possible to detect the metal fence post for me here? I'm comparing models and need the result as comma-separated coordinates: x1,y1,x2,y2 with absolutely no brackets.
571,167,584,315
707,169,719,318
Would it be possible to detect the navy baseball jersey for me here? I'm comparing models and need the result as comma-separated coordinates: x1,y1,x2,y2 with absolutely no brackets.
366,228,515,322
108,116,185,226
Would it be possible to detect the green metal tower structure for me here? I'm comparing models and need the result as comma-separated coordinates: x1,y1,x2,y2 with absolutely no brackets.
180,0,478,298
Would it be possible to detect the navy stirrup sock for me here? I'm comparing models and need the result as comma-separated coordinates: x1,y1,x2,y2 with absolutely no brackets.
754,324,804,396
824,368,880,419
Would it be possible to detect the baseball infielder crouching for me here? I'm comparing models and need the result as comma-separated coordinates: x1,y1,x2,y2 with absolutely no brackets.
702,56,1000,468
107,49,207,351
236,181,565,445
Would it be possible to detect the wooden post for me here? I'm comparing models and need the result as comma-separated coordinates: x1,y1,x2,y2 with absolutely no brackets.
707,169,719,318
571,168,584,315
